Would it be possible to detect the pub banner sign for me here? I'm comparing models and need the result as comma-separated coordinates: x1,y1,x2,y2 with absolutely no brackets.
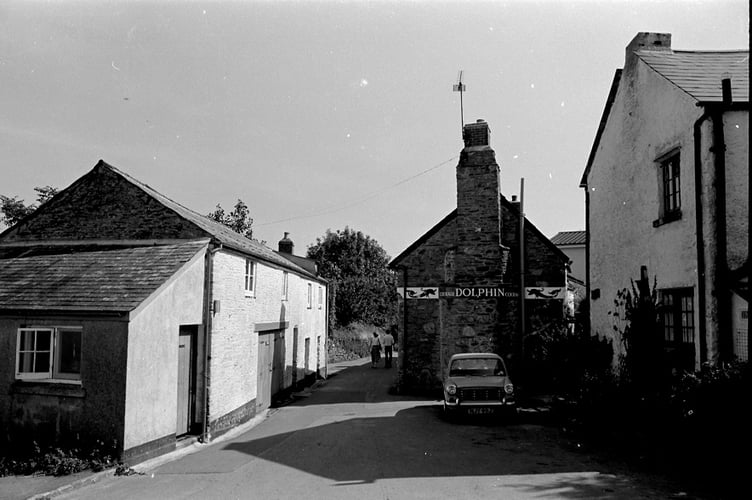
397,286,564,300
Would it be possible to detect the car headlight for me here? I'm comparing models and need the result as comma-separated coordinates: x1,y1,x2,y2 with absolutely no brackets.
446,383,457,395
504,383,514,395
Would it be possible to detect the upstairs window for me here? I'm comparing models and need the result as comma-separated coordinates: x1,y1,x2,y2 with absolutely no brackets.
282,272,289,301
318,286,323,309
244,259,256,297
307,283,313,309
654,151,682,226
16,327,82,382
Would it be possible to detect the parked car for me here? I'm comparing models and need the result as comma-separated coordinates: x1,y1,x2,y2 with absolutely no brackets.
442,353,517,420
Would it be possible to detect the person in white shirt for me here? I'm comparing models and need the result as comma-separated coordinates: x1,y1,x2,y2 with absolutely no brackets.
382,331,395,368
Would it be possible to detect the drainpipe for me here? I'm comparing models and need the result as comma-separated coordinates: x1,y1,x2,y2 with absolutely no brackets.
584,187,591,335
693,111,711,365
201,242,221,442
694,77,748,365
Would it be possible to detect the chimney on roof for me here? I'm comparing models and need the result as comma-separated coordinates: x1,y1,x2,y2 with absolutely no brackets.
625,32,671,67
462,119,491,148
278,232,294,254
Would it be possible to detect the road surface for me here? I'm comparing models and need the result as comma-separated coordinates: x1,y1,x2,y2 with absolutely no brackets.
55,357,696,500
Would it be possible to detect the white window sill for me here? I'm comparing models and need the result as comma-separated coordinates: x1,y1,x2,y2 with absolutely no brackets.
15,377,82,385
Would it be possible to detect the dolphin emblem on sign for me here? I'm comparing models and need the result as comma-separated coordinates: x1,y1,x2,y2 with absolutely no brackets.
526,288,562,299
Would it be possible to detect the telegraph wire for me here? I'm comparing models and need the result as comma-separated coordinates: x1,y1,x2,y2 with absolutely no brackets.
256,155,458,226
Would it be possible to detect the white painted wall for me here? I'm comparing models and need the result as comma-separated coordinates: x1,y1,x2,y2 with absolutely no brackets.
209,249,327,422
124,247,206,450
587,58,704,364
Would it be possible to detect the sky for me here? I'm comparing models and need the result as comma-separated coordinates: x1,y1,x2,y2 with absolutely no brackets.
0,0,748,259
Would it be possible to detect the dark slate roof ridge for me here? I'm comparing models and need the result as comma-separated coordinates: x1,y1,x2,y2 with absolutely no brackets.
95,160,317,280
389,210,458,268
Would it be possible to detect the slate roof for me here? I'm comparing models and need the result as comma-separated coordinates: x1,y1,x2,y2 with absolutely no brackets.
550,231,586,246
102,162,321,280
636,50,749,103
0,241,207,313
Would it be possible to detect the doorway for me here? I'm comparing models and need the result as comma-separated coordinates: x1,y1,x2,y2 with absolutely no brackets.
177,325,198,436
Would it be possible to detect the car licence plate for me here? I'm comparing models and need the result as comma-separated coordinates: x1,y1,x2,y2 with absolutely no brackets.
467,407,494,415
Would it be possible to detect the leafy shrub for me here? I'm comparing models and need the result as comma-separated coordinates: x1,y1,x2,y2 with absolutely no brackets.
0,440,116,477
522,318,613,395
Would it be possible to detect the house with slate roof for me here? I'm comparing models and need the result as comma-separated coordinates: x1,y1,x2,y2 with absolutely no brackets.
580,33,749,371
551,230,587,326
0,160,328,463
550,231,586,284
389,120,569,393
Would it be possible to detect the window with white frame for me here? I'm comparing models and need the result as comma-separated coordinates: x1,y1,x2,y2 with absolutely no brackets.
245,259,256,296
318,286,323,309
307,283,313,309
16,327,82,381
282,272,289,301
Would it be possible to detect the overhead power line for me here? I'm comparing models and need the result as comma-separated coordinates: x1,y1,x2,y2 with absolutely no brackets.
256,155,458,227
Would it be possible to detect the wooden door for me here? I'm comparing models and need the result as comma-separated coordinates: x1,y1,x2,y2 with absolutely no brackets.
257,333,273,411
177,327,194,436
304,338,310,380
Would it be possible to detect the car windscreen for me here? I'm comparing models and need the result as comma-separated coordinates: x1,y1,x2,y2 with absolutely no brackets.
449,358,505,377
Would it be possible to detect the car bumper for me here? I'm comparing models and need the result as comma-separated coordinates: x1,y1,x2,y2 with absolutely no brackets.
444,397,516,408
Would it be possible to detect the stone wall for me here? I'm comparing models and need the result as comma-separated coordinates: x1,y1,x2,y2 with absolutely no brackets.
394,125,567,393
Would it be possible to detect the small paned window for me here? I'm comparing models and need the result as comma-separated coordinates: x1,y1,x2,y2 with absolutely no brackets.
660,289,694,345
307,283,313,309
245,259,256,296
654,151,682,226
16,328,82,382
318,286,323,309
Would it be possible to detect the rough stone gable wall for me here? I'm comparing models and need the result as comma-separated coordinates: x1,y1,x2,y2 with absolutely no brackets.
395,142,567,394
395,217,456,392
1,165,207,242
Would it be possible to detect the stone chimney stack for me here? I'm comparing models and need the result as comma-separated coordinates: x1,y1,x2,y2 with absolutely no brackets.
278,232,294,254
625,32,671,69
456,119,503,285
462,119,491,148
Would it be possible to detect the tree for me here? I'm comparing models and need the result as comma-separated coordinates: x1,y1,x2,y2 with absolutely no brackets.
306,227,397,328
1,186,59,227
206,199,254,240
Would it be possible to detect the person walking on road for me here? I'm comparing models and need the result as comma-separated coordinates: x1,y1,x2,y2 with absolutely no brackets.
370,332,382,368
382,331,394,368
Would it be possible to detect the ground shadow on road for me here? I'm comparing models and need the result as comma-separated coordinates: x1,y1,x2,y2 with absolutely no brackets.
221,403,666,499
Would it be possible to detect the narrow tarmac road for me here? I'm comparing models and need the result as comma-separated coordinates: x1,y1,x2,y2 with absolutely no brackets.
53,356,696,500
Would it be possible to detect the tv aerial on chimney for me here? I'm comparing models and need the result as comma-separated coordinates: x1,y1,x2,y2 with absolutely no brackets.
453,70,466,136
